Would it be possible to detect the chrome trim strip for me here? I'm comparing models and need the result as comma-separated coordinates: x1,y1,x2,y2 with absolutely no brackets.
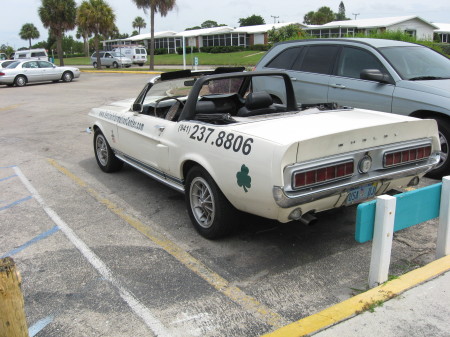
273,154,439,208
114,152,185,193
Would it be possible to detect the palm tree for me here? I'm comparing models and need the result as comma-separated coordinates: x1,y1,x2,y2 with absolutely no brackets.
132,16,147,34
19,23,40,49
38,0,77,66
77,0,116,69
131,0,176,70
76,27,91,57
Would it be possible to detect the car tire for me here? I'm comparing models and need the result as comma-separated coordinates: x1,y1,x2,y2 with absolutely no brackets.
14,75,27,87
427,117,450,179
138,63,144,67
94,129,123,173
93,62,97,68
62,71,73,82
185,166,238,239
113,62,119,69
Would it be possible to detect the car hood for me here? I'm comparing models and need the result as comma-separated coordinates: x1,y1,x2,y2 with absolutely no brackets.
396,79,450,98
231,108,438,162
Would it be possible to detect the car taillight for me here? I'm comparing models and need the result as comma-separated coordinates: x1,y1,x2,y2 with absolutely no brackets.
0,72,5,76
384,145,432,168
294,160,354,189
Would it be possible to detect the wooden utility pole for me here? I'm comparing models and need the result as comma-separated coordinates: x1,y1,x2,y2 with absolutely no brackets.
0,257,29,337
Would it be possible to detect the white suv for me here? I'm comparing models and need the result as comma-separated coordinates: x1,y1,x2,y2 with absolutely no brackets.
255,38,450,178
91,51,132,68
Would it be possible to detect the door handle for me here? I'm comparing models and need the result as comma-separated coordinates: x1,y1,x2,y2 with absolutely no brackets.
155,125,165,133
290,77,297,81
331,83,346,89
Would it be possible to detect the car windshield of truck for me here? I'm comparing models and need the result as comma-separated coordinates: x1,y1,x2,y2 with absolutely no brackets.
381,46,450,80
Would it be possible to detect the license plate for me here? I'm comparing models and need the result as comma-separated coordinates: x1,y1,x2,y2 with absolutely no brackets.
346,183,377,205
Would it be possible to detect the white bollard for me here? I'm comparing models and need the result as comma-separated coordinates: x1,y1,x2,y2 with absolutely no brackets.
368,195,397,288
437,176,450,258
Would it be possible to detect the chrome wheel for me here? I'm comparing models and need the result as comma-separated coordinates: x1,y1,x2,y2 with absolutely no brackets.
189,177,215,229
62,71,73,82
15,75,26,87
436,130,449,169
95,133,108,167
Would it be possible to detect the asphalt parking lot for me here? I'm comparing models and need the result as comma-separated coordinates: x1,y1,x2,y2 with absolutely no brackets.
0,72,442,337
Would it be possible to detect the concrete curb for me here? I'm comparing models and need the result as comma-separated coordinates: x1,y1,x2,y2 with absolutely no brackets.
80,69,162,74
261,254,450,337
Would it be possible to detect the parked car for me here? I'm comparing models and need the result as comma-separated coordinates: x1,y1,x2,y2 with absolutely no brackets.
88,68,440,239
254,38,450,178
0,53,7,60
0,60,80,87
14,48,49,61
91,51,132,68
113,46,147,66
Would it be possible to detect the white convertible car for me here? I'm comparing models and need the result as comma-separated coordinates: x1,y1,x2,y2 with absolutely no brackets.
88,68,440,239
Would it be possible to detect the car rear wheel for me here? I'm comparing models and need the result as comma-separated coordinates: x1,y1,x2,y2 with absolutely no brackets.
14,75,27,87
62,71,73,82
138,63,144,67
113,62,119,68
94,129,123,173
185,166,238,239
427,117,450,179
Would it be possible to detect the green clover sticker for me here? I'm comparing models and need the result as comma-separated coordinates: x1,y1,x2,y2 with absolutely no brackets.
236,164,251,192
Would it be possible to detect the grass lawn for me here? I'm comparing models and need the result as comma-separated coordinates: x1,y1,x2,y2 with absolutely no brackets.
55,50,265,67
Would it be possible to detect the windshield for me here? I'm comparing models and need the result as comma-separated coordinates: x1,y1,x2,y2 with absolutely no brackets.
144,76,245,104
6,61,20,69
381,46,450,80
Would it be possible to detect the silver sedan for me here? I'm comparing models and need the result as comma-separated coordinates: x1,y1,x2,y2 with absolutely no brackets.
0,60,81,87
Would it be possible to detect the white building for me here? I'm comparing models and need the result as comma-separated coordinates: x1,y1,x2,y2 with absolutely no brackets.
305,16,438,40
434,23,450,43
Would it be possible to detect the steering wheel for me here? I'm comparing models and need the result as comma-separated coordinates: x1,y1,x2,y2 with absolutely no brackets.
154,96,185,119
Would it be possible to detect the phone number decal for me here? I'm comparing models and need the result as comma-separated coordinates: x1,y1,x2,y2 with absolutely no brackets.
178,124,253,155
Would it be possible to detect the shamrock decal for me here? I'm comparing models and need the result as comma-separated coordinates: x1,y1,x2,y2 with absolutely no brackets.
236,164,251,192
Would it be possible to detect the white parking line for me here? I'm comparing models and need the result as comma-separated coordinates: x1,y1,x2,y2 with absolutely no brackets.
14,166,171,337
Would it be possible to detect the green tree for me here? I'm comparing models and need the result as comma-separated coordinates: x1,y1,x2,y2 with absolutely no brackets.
76,26,92,56
77,0,116,69
38,0,77,66
19,23,40,49
185,26,201,31
131,0,177,70
132,16,147,34
268,24,303,43
201,20,226,28
303,6,335,25
238,14,265,27
335,1,349,21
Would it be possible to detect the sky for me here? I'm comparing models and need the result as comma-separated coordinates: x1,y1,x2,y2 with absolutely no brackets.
2,0,450,50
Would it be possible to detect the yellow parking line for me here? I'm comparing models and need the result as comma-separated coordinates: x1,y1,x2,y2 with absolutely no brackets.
262,254,450,337
0,104,21,111
47,158,288,329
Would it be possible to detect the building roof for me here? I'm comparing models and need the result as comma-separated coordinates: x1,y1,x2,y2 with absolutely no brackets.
125,31,177,41
307,15,438,30
176,26,233,37
233,22,302,34
434,23,450,33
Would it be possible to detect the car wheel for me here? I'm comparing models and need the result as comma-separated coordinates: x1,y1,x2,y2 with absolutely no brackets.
138,63,144,67
427,117,450,179
14,75,27,87
93,62,97,68
94,129,123,173
62,71,73,82
112,62,119,68
185,166,238,239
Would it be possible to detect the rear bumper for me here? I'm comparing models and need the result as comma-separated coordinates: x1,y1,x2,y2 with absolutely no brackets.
273,153,440,208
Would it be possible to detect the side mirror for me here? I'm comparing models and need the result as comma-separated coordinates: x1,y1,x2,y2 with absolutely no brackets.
132,103,142,113
360,69,391,84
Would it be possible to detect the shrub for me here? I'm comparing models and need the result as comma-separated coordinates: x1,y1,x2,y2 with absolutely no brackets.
154,48,168,55
249,44,271,51
176,46,199,54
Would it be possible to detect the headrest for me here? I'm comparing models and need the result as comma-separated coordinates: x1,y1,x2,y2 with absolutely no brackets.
195,101,216,114
245,92,273,109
